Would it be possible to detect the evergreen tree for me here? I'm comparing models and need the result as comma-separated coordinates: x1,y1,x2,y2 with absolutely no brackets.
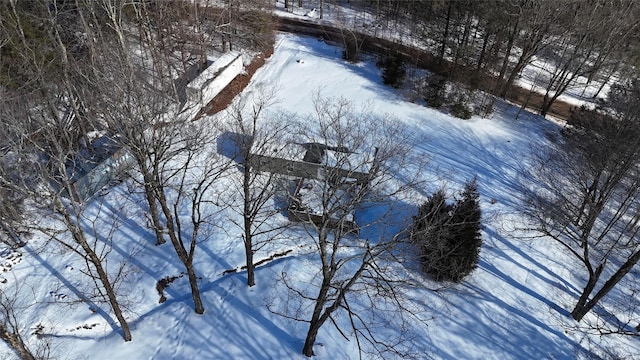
449,178,482,281
423,74,448,109
411,178,482,282
381,51,406,89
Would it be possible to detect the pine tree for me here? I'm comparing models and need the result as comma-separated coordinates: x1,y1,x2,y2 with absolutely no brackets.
423,74,447,109
411,178,482,282
449,178,482,281
381,51,406,89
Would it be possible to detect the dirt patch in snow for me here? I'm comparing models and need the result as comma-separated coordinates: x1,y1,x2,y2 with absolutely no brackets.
156,273,184,304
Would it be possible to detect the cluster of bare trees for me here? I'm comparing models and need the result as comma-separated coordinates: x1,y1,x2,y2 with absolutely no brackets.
10,0,640,357
525,77,640,328
280,0,640,350
278,0,640,339
2,1,426,357
304,0,639,116
212,88,430,357
0,0,276,356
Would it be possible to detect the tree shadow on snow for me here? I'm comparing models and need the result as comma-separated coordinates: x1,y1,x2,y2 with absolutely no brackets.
22,244,123,339
120,260,300,358
216,131,245,164
484,227,580,296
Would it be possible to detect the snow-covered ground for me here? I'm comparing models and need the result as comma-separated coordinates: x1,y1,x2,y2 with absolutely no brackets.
2,33,639,359
515,56,611,109
273,0,609,112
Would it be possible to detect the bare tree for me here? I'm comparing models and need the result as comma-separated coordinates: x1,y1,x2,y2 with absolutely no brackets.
0,285,49,360
43,0,232,316
106,86,228,314
538,0,640,116
223,86,292,287
210,0,274,53
0,96,133,342
88,0,215,248
99,59,193,249
495,0,564,97
0,291,36,360
524,78,640,322
0,148,27,249
103,82,227,314
0,1,136,341
164,122,233,314
91,0,273,254
271,95,426,357
10,0,238,318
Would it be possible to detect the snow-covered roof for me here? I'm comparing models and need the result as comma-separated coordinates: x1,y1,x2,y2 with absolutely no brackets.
256,142,375,175
187,51,242,91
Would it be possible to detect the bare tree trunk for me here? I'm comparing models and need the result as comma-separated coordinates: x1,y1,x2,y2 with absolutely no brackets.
0,281,40,360
573,250,640,321
571,264,603,321
165,127,230,313
476,30,491,70
500,54,533,99
516,71,539,120
165,194,205,314
141,165,165,245
439,1,452,61
592,61,620,99
244,236,255,287
243,163,255,287
64,208,132,341
186,263,205,314
456,11,472,67
0,326,35,360
87,249,133,341
302,301,325,356
494,17,518,95
302,225,331,356
0,219,23,249
226,88,287,287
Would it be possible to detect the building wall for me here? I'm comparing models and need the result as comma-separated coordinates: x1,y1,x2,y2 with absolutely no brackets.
248,154,319,179
248,154,370,183
287,209,359,235
69,149,135,202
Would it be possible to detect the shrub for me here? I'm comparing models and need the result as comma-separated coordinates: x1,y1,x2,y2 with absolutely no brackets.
411,179,482,282
450,101,473,120
423,74,447,109
381,51,406,89
566,104,609,134
475,99,494,118
342,33,361,62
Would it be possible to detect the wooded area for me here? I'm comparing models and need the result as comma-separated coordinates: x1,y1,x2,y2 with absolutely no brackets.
281,0,639,118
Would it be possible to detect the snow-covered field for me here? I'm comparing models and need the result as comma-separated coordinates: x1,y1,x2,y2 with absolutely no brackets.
2,33,639,359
